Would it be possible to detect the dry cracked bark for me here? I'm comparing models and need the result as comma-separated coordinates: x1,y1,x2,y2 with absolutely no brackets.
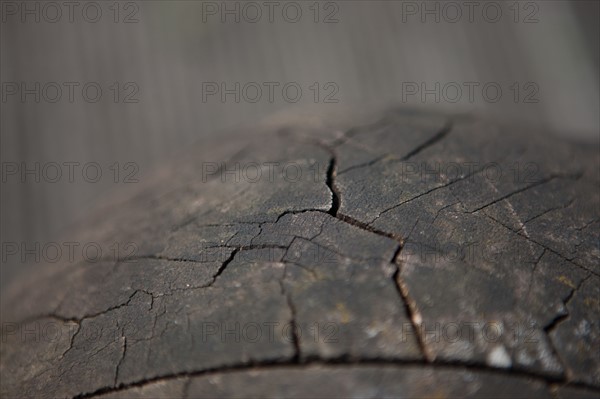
1,108,598,398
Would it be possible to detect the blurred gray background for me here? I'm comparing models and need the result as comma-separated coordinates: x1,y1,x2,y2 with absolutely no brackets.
1,0,599,285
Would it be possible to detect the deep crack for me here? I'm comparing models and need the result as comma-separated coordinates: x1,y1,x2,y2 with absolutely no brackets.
114,335,127,387
543,273,592,381
391,261,433,362
285,292,301,362
326,156,341,217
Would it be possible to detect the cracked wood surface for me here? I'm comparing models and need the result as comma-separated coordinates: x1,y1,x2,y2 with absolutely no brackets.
1,108,598,398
